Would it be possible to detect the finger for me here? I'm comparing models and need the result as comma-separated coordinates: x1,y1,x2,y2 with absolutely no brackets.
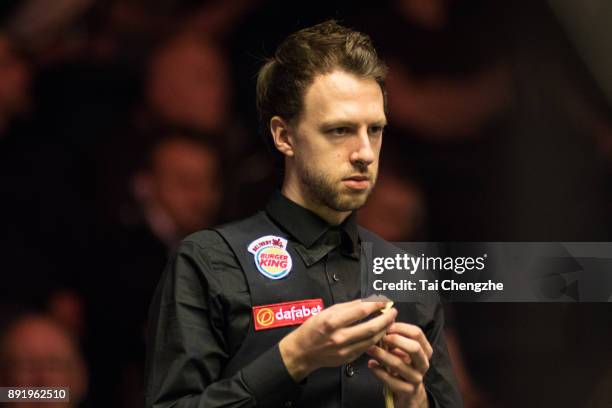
383,334,430,374
336,308,397,345
367,345,423,384
389,347,412,365
324,300,390,331
369,358,400,377
338,326,389,361
368,361,418,396
388,323,433,359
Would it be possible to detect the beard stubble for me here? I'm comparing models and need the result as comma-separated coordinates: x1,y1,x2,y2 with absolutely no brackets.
296,157,376,212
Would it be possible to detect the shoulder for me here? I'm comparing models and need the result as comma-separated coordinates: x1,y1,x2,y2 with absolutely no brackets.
169,228,250,296
182,229,228,252
174,211,271,276
180,211,267,253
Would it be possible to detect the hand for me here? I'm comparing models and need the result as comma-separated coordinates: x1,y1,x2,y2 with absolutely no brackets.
279,299,397,382
366,322,433,408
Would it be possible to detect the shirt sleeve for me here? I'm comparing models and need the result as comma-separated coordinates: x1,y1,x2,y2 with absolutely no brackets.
145,240,304,408
421,299,464,408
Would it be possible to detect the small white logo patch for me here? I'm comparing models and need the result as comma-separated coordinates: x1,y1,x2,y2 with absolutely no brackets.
248,235,293,280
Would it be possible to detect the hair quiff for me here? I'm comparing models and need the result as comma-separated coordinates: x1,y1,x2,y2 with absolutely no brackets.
256,20,387,160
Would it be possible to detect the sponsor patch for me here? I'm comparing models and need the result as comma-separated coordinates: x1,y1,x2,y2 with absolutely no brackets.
253,298,324,331
248,235,293,280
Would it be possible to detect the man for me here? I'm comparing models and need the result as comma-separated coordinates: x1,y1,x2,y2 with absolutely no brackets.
0,314,88,408
146,34,230,134
0,34,30,135
358,163,427,241
146,20,461,407
88,130,223,406
131,132,224,248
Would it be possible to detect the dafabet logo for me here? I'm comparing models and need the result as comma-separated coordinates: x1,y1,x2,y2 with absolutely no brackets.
252,299,324,331
255,308,275,327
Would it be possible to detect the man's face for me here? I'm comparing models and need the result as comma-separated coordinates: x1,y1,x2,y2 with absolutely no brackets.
151,139,222,235
148,35,230,133
0,36,31,118
0,318,87,408
290,70,386,213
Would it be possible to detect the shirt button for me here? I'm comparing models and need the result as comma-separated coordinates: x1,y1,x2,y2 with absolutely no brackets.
332,273,340,282
345,363,355,377
284,401,293,407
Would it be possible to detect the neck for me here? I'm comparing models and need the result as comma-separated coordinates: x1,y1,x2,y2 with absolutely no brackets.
143,202,181,249
281,174,350,226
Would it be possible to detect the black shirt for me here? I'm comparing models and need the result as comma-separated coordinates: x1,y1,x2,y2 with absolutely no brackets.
145,191,461,407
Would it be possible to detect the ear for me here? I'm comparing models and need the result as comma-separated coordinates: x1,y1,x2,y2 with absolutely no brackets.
131,171,154,202
270,116,295,157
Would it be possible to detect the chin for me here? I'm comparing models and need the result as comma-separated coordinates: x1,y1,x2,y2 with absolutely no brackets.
331,191,370,211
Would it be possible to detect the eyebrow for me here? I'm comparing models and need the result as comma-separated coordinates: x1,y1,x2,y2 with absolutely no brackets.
318,120,388,130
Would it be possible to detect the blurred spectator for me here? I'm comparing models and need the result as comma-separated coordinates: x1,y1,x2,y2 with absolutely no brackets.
357,159,493,406
343,1,518,244
386,60,512,140
143,29,274,218
386,0,512,139
185,0,261,39
47,290,85,342
0,314,88,408
6,0,95,64
146,33,231,134
349,0,514,142
0,33,54,315
444,329,492,408
0,31,98,321
0,34,31,135
357,165,427,241
88,0,205,64
5,0,198,65
130,131,223,247
397,0,448,29
86,130,223,407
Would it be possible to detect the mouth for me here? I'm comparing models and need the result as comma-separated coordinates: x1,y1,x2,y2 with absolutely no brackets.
342,175,371,190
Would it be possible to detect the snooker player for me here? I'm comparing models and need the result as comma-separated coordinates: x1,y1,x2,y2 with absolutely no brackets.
145,20,462,408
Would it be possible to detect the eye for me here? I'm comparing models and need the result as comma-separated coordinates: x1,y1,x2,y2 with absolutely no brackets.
330,127,349,136
369,125,385,136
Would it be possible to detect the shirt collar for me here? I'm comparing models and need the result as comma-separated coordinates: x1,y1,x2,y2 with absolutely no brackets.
265,191,359,262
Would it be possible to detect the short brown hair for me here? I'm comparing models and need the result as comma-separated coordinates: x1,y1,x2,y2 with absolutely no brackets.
256,20,387,160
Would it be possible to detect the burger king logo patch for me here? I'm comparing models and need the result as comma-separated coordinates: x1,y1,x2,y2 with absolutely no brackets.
248,235,293,280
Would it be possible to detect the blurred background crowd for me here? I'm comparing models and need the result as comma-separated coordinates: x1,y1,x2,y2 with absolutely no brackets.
0,0,610,407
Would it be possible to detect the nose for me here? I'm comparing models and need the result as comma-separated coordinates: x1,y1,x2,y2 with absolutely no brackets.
349,128,375,167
